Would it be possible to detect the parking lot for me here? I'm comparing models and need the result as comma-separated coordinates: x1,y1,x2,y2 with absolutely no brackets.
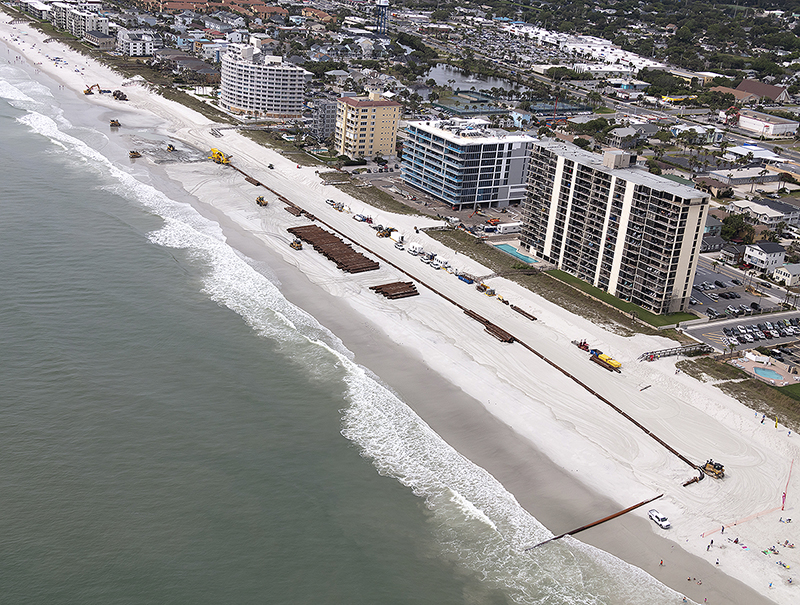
683,310,800,352
690,275,765,319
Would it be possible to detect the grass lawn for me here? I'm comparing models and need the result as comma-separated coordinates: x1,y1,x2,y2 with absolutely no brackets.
676,357,800,431
547,269,697,327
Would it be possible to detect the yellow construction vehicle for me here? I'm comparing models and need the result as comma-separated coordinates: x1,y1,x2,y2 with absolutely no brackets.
129,150,141,159
84,84,100,95
166,144,175,152
209,148,231,164
256,196,268,206
110,119,121,127
290,238,303,250
702,459,725,479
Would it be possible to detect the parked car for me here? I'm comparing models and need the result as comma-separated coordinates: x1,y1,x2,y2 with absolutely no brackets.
649,509,671,529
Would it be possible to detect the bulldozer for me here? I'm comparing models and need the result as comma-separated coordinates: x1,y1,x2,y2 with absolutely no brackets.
290,238,303,250
256,196,268,207
166,144,175,152
209,148,231,165
702,459,725,479
109,119,121,128
129,150,142,159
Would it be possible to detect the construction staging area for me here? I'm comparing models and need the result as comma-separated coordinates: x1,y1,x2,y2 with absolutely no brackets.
287,225,380,274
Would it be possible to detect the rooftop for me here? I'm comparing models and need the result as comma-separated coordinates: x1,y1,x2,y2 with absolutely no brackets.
407,118,536,146
535,139,709,200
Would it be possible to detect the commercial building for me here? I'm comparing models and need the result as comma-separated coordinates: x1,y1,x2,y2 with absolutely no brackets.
333,92,401,158
401,118,535,209
721,109,800,138
520,141,709,314
219,44,309,118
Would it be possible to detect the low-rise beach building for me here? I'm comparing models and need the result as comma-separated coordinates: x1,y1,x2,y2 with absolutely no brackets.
520,141,709,314
744,242,785,271
401,118,535,209
219,44,309,118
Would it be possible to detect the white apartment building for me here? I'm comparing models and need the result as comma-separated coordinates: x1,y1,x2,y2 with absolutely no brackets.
116,29,161,57
220,45,309,118
50,2,108,38
401,118,535,209
521,141,709,314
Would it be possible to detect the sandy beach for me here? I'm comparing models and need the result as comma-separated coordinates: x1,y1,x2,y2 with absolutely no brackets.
2,14,799,603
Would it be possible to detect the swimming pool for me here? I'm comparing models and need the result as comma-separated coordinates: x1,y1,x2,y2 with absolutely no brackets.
754,367,784,380
494,244,538,264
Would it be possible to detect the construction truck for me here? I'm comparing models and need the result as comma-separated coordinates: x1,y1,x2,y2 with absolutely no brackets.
702,459,725,479
209,148,231,164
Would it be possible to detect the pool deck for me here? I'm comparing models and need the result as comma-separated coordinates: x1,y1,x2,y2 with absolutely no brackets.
728,355,798,387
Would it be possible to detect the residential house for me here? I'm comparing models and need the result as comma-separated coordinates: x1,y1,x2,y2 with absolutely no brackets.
773,263,800,286
744,241,786,271
701,235,726,252
725,198,800,227
720,244,747,266
704,215,723,237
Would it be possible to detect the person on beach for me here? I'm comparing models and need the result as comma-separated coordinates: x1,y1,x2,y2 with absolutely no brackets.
659,559,663,566
721,526,724,534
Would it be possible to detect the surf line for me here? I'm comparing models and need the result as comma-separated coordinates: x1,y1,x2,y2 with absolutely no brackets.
524,493,664,550
232,162,705,483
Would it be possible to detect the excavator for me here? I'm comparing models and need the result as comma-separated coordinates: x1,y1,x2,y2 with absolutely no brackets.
84,84,110,95
209,148,231,164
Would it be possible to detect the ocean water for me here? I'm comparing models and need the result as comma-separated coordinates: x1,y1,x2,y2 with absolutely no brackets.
0,50,688,604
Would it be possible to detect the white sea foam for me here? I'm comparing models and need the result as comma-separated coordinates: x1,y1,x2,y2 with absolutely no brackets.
10,73,692,605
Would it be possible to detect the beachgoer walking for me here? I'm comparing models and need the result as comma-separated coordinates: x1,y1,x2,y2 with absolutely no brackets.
707,544,711,551
721,526,724,534
660,559,664,566
716,559,719,565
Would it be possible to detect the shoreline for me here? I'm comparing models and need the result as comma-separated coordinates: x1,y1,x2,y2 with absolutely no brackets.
2,16,798,603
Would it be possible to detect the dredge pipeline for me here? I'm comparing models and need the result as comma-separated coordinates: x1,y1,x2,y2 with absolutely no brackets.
228,161,704,482
524,493,664,550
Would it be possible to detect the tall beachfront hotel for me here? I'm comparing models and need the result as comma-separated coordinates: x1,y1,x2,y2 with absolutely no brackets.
521,141,709,314
401,119,535,209
220,45,309,118
333,92,402,159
